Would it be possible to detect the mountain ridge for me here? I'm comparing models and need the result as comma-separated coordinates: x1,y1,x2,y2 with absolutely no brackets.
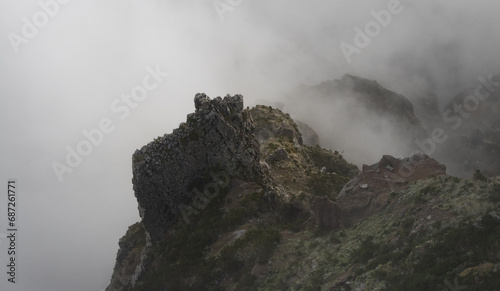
106,83,500,291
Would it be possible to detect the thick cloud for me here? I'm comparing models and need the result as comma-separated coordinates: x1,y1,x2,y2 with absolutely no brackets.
0,1,498,290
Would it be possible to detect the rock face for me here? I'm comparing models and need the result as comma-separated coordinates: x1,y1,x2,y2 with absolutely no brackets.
132,93,263,243
339,154,447,198
337,154,447,225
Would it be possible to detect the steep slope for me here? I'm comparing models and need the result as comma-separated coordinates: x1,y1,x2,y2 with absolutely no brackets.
106,94,500,291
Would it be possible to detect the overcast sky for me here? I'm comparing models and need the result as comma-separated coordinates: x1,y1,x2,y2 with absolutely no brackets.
1,1,499,290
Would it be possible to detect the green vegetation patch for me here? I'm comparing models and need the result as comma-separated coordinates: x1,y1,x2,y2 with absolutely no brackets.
307,172,349,200
303,145,357,177
382,214,500,290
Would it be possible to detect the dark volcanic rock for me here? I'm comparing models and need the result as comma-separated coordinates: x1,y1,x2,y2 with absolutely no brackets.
132,93,263,243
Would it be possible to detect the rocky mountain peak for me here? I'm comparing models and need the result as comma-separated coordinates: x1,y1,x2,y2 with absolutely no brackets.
336,74,420,128
132,93,263,244
194,92,243,114
284,74,428,164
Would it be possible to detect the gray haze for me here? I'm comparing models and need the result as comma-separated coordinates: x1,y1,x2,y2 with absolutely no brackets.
1,1,499,290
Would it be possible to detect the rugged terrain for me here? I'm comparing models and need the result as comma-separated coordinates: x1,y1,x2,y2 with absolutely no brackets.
106,91,500,291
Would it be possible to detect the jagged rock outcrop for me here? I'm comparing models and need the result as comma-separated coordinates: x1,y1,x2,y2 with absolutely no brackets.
132,93,264,243
107,96,361,290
